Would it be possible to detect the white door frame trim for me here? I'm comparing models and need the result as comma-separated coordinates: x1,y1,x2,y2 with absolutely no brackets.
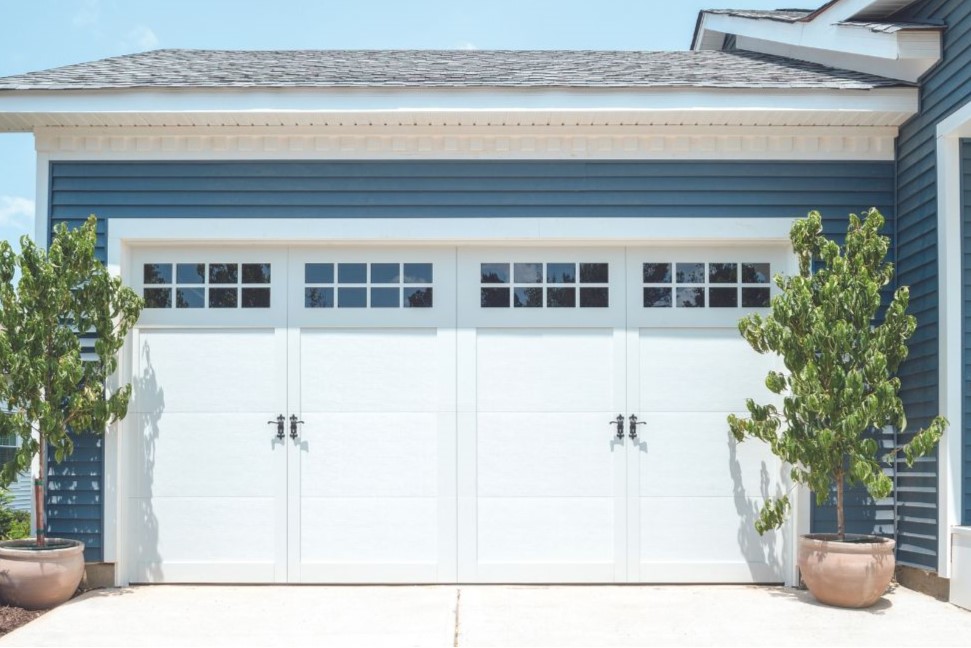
105,216,800,586
934,102,971,578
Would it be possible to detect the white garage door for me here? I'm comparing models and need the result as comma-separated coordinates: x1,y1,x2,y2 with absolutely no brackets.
128,244,788,584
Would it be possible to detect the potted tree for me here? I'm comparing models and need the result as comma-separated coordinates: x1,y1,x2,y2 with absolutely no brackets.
0,216,141,609
728,208,947,608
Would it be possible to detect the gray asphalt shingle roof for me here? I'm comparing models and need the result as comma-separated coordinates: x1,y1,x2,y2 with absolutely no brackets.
702,9,813,22
703,8,943,32
0,48,909,91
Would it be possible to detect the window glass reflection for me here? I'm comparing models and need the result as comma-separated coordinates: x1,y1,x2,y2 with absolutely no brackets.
242,263,271,284
642,263,671,284
404,287,433,308
177,263,205,284
676,287,705,307
305,287,334,308
546,263,576,284
743,287,771,307
481,263,509,284
580,287,609,308
338,287,367,307
675,263,705,283
404,263,433,284
579,263,609,283
643,287,672,308
208,263,238,285
209,287,238,308
242,288,270,308
514,287,543,308
143,288,171,308
709,287,738,307
742,263,771,284
305,263,334,284
144,264,171,285
338,263,367,284
514,263,543,283
481,287,510,307
547,287,576,308
176,287,205,308
370,287,399,308
370,263,400,284
709,263,738,284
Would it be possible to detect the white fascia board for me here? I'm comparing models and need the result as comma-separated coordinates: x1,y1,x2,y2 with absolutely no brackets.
736,36,935,84
694,5,940,82
0,86,917,119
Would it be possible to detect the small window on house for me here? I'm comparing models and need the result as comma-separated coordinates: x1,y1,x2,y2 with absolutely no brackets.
142,263,271,309
643,262,771,309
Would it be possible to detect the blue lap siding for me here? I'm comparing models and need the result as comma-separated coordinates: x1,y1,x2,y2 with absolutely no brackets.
47,159,896,562
890,0,971,569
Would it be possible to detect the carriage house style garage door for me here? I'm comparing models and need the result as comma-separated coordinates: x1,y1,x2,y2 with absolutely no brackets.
127,244,789,584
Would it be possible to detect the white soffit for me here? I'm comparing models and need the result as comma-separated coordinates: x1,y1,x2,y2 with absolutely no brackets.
0,87,918,132
694,1,940,83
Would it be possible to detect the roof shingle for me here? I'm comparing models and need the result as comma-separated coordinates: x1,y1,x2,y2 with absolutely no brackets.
0,48,909,91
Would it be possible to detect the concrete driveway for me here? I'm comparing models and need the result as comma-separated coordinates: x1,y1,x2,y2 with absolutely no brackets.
2,584,970,647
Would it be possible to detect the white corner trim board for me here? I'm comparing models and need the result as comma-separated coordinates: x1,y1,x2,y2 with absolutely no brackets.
32,125,898,161
934,103,970,579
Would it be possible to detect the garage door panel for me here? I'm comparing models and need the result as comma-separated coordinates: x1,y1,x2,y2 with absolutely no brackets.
130,496,278,565
476,329,616,413
297,413,439,498
299,497,439,564
477,497,616,564
130,413,282,498
300,329,443,413
637,413,786,498
638,497,785,580
637,329,778,413
477,412,619,497
133,329,281,413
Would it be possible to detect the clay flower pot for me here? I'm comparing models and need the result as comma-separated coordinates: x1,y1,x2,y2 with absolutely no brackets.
0,538,84,610
798,533,895,608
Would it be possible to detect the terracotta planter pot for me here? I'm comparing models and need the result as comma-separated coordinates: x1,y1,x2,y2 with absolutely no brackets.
798,533,895,608
0,538,84,610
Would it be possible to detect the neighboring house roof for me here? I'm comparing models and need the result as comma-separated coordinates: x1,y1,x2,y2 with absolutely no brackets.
699,9,813,22
835,20,945,33
0,48,909,91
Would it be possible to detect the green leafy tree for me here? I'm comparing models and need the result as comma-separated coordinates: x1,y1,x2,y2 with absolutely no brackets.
728,209,946,539
0,216,142,547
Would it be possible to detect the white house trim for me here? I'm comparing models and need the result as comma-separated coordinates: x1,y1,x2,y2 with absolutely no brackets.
933,100,971,578
31,125,899,163
693,0,940,82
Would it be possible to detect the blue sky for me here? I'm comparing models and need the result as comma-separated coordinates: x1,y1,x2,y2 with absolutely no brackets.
0,0,789,246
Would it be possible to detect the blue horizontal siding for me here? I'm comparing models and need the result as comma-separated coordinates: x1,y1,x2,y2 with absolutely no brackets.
891,0,971,569
49,158,896,563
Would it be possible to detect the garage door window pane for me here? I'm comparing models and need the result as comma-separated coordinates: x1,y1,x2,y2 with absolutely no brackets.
547,287,576,308
144,263,172,284
643,261,770,310
642,263,670,284
306,287,334,308
209,263,238,284
481,287,509,307
709,263,738,284
176,287,205,308
370,263,400,284
579,287,609,308
514,263,543,283
242,288,271,308
177,264,205,284
546,263,576,284
579,263,609,284
514,287,543,308
709,287,738,307
676,287,705,307
644,287,672,308
481,263,509,284
675,263,705,283
242,264,271,284
742,288,771,307
404,263,433,284
338,287,367,308
404,287,433,308
338,263,367,284
371,287,400,308
742,263,771,284
209,287,238,308
305,263,334,284
144,288,171,308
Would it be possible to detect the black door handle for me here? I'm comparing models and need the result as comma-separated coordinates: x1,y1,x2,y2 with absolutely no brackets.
628,414,646,439
609,414,625,439
290,414,304,440
267,414,285,439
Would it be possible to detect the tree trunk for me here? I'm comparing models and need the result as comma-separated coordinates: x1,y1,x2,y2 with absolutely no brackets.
836,469,845,541
34,436,46,547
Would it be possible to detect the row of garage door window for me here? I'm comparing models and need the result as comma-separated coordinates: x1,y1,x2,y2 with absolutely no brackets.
141,261,771,310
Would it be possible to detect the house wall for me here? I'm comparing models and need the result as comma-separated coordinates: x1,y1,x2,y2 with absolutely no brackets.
47,158,896,563
892,0,971,570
